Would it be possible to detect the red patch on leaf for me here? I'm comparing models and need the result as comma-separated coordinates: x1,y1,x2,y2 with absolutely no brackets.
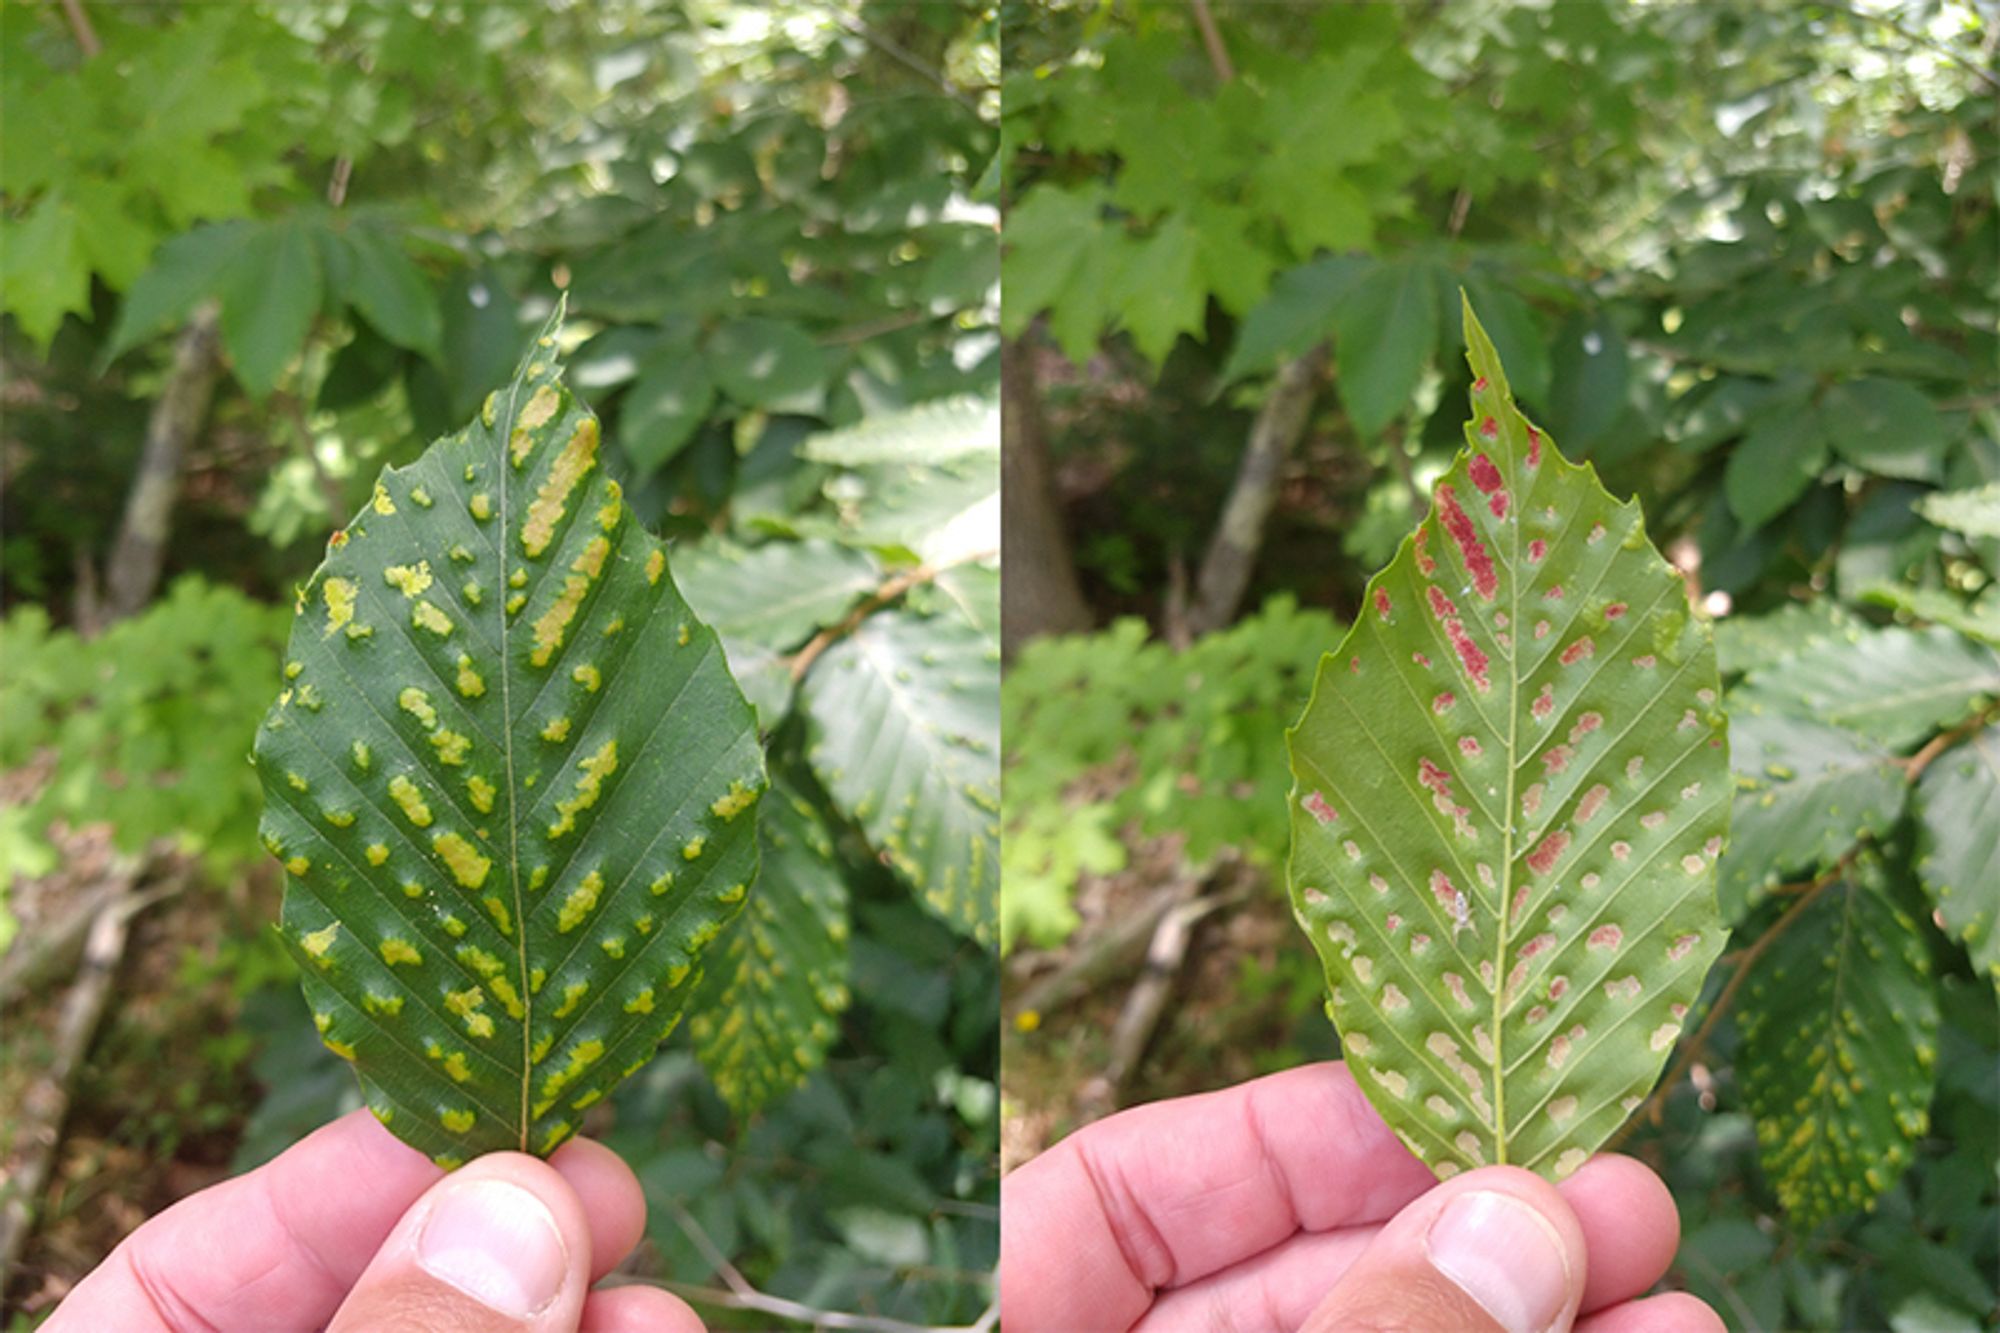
1527,538,1546,563
1418,758,1453,798
1435,485,1498,600
1413,524,1436,575
1469,453,1504,494
1604,601,1627,620
1526,830,1570,876
1303,792,1338,825
1569,711,1603,742
1428,585,1457,620
1433,691,1456,714
1374,588,1392,619
1473,376,1488,391
1527,428,1541,466
1531,683,1555,719
1459,736,1482,759
1574,783,1609,824
1542,744,1575,775
1588,924,1624,951
1560,637,1595,666
1445,618,1490,692
1489,491,1510,519
1478,416,1499,440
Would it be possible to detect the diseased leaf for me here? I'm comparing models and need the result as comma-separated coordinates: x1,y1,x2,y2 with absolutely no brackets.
256,300,766,1164
1914,724,2000,990
1739,860,1938,1225
1714,600,1860,677
1721,710,1906,923
1734,626,2000,750
1916,483,2000,539
1286,296,1730,1180
802,609,998,944
689,777,851,1114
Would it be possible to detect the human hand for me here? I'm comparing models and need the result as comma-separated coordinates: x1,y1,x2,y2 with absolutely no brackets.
44,1108,705,1332
1000,1061,1723,1333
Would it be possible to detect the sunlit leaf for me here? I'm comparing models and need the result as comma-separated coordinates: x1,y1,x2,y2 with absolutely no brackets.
1733,626,2000,750
256,300,766,1163
1914,724,2000,990
1287,296,1730,1180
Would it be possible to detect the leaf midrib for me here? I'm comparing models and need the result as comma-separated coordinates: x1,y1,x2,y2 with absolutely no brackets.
495,366,532,1151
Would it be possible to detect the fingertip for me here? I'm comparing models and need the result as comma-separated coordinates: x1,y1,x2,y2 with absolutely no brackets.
580,1284,708,1333
1558,1154,1681,1312
551,1137,650,1282
1575,1290,1727,1333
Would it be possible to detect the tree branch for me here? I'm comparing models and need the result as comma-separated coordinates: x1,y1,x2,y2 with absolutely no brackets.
1189,0,1235,83
789,548,998,683
59,0,100,58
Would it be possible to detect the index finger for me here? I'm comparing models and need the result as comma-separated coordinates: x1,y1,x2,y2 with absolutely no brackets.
999,1061,1436,1332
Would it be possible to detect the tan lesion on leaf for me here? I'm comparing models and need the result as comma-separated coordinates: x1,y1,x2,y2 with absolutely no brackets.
522,418,600,557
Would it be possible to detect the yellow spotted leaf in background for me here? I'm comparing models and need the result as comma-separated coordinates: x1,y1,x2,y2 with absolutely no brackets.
256,298,765,1164
1285,296,1731,1180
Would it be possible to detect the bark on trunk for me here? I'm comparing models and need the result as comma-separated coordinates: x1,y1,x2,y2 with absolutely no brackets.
1186,343,1327,637
1001,338,1093,659
102,303,223,625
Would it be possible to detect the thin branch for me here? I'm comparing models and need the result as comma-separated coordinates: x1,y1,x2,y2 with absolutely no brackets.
1901,701,2000,783
835,12,977,112
326,156,353,208
1446,187,1473,239
667,1204,992,1333
788,548,997,683
1610,852,1854,1148
1189,0,1235,83
59,0,100,58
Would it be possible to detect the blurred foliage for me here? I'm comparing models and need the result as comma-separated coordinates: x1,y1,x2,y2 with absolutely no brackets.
1001,2,1997,1329
2,1,996,1324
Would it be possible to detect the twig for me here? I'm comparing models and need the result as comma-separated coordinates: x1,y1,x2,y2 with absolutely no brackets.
1010,882,1195,1021
1900,702,2000,783
818,310,939,347
1446,187,1473,239
835,12,977,112
668,1204,992,1333
326,156,353,208
1189,0,1235,83
59,0,99,58
1609,854,1852,1148
0,884,120,1011
788,548,997,683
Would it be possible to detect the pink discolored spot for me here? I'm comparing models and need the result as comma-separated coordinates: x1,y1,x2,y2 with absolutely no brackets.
1604,601,1628,620
1478,960,1496,991
1428,585,1457,620
1588,924,1623,951
1545,584,1565,601
1631,654,1656,669
1531,683,1555,719
1704,836,1723,857
1473,376,1489,392
1560,637,1595,666
1429,869,1471,935
1526,428,1542,467
1413,651,1432,668
1548,1034,1572,1069
1434,485,1499,601
1526,830,1570,876
1510,885,1530,922
1433,691,1456,715
1671,1003,1688,1020
1303,792,1338,824
1541,744,1574,775
1580,872,1600,890
1478,416,1499,441
1418,757,1454,797
1446,620,1491,693
1521,782,1545,817
1604,975,1642,1001
1588,522,1607,544
1469,453,1504,494
1520,932,1557,960
1527,538,1547,563
1535,619,1551,640
1411,932,1432,954
1611,840,1631,861
1489,491,1510,520
1548,975,1570,1000
1494,612,1510,629
1374,588,1393,619
1386,913,1403,933
1667,932,1701,962
1413,524,1436,575
1574,783,1609,824
1349,656,1361,675
1526,1004,1549,1025
1641,811,1667,830
1569,711,1603,742
1459,736,1483,759
1369,873,1390,894
1444,972,1472,1010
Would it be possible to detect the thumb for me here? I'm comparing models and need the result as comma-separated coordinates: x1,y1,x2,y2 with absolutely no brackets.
327,1152,594,1332
1302,1165,1587,1333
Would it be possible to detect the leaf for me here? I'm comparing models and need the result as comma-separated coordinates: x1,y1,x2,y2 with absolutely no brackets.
1916,483,2000,539
1733,626,2000,750
802,396,998,467
1286,296,1730,1180
1544,312,1629,455
220,218,323,399
1724,403,1825,530
102,222,252,364
1714,600,1861,677
1721,710,1906,923
1857,582,2000,649
688,778,851,1115
1,194,89,348
1460,276,1550,408
1332,259,1440,439
1739,862,1938,1225
1913,724,2000,990
707,317,829,412
619,348,715,473
1823,378,1944,482
1219,255,1366,385
338,224,442,358
1109,213,1204,366
801,610,998,944
255,300,767,1164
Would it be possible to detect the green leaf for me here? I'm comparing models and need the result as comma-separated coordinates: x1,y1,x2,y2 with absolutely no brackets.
1544,313,1629,455
1733,626,2000,750
220,218,323,399
689,778,851,1115
1724,402,1826,530
255,301,767,1164
102,222,251,364
1916,483,2000,539
1914,725,2000,990
1721,710,1906,922
1333,259,1440,439
1824,378,1944,482
1286,296,1730,1180
802,396,998,468
1219,256,1365,386
801,610,998,944
1000,185,1104,336
1857,582,2000,649
1739,862,1938,1225
708,318,829,412
1,193,89,348
1459,277,1550,408
339,224,442,358
1109,213,1204,367
1714,600,1861,677
619,349,715,473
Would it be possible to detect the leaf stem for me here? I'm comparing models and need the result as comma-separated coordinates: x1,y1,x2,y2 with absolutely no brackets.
1899,701,2000,783
787,548,996,683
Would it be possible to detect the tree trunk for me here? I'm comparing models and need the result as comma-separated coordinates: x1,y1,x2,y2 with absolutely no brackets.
1001,337,1093,659
102,303,222,625
1186,344,1328,637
